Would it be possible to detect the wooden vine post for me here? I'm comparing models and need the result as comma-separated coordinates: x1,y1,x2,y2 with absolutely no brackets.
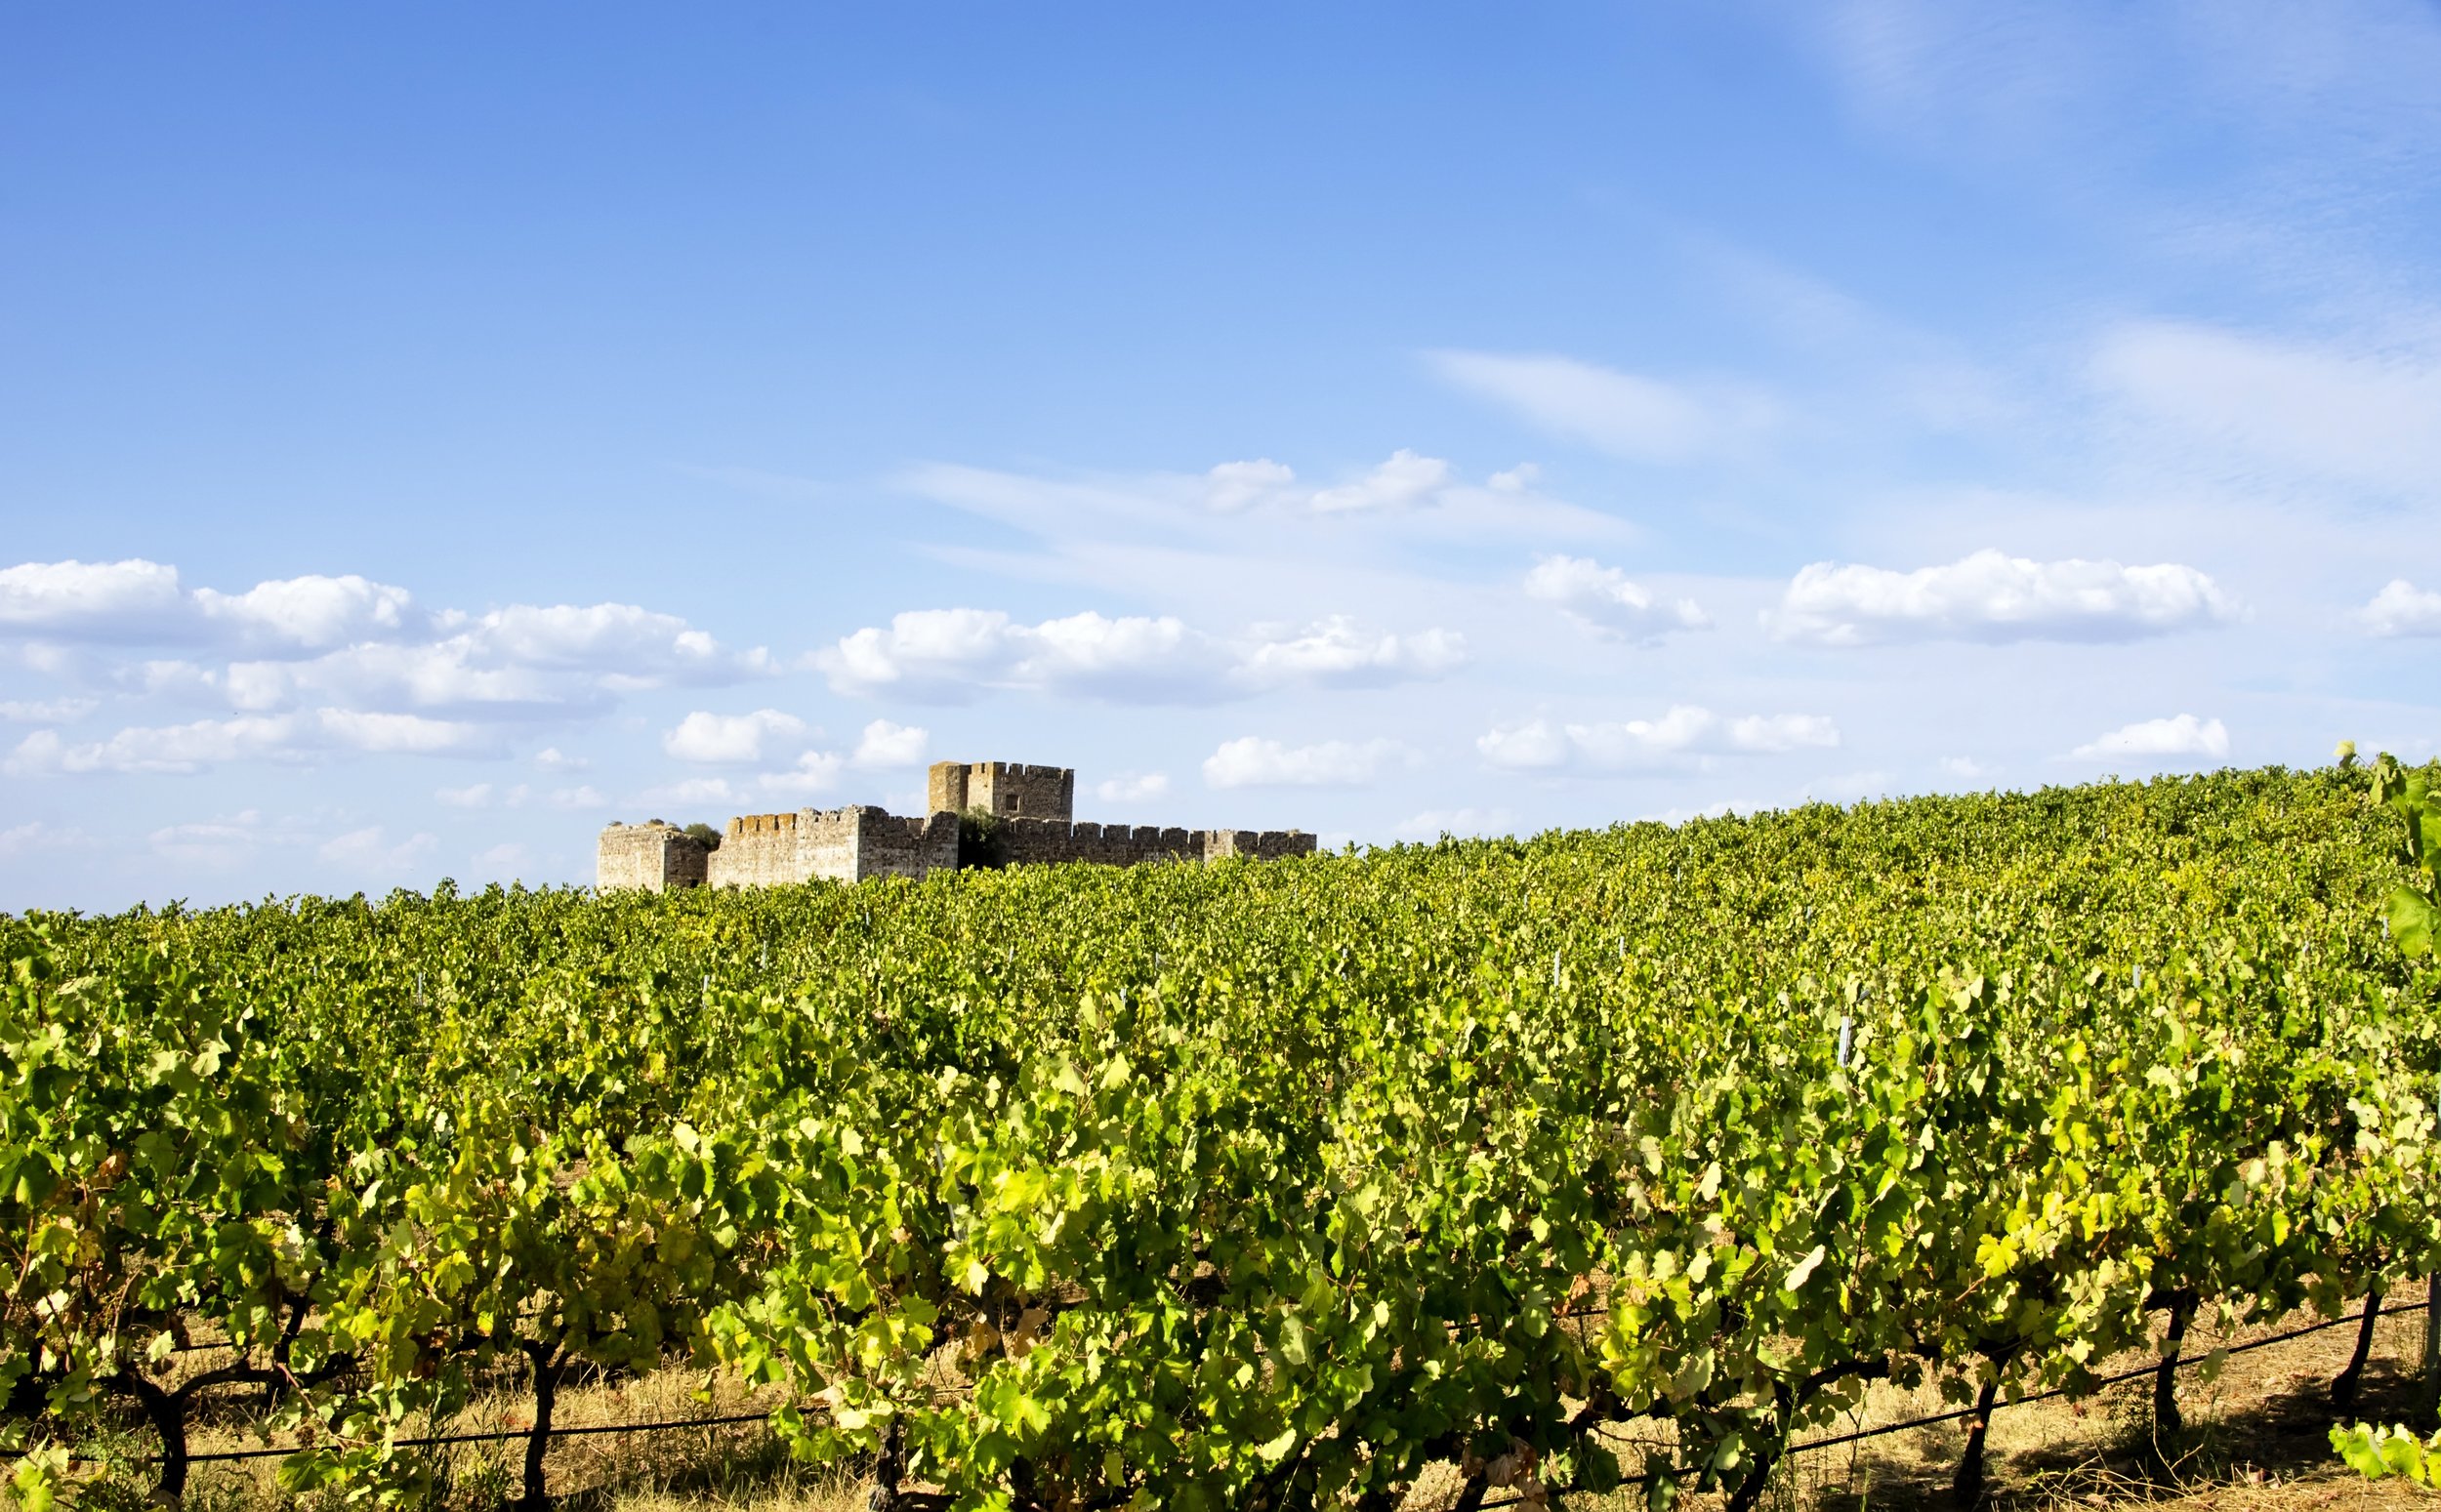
2426,1274,2440,1417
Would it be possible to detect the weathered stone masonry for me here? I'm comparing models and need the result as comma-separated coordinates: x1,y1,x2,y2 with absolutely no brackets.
927,760,1074,821
598,759,1314,891
596,820,709,891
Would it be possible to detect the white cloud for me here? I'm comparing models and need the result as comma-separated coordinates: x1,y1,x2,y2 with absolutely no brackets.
318,825,439,877
1309,450,1454,513
534,746,588,771
637,776,745,807
818,607,1461,703
1202,451,1464,514
664,709,808,764
817,609,1023,701
2092,323,2441,495
459,601,767,684
0,559,186,637
1487,464,1540,493
1019,612,1233,701
194,575,417,648
1204,458,1298,511
1939,756,1997,780
232,605,768,713
2069,715,2230,762
815,608,1223,703
644,748,849,808
2,560,771,733
436,782,494,808
1201,736,1418,789
9,715,303,775
1427,351,1773,463
1770,549,2235,645
0,697,99,723
1475,719,1573,771
315,709,487,755
218,645,546,714
1523,555,1711,642
0,819,87,857
851,718,930,768
2360,580,2441,636
469,841,532,876
1235,616,1467,689
6,708,488,775
1095,772,1171,803
757,750,846,797
547,785,610,810
150,813,269,867
1391,806,1515,840
1722,714,1842,752
0,561,428,651
1478,707,1841,773
136,659,225,701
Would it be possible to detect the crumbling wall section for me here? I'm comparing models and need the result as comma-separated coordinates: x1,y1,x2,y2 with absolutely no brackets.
709,812,813,888
597,822,709,891
849,807,961,880
707,807,962,886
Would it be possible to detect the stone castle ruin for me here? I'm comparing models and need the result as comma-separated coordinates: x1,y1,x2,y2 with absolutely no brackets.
598,759,1315,891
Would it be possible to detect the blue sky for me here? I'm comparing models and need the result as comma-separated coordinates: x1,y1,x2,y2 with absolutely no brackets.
6,1,2439,910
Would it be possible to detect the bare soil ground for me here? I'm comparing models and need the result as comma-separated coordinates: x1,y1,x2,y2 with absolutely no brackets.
30,1304,2438,1512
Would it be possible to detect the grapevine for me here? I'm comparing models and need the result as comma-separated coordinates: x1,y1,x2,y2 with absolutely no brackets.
2,762,2435,1510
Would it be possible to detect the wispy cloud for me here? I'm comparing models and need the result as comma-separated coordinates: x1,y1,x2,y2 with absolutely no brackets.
2092,322,2441,497
1426,350,1777,463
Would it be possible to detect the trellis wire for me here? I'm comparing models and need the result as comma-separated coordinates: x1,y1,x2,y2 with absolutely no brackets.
1474,1296,2431,1510
90,1297,2430,1483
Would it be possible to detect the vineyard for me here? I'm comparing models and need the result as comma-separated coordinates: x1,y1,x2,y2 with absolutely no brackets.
4,761,2438,1512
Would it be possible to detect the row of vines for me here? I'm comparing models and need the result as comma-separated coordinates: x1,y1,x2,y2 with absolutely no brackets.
4,761,2438,1511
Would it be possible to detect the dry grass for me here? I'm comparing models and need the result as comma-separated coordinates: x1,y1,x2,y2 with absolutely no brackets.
20,1306,2435,1512
1490,1305,2440,1512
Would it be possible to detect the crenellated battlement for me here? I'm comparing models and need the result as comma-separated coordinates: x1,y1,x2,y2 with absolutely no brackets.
600,758,1311,891
928,759,1075,821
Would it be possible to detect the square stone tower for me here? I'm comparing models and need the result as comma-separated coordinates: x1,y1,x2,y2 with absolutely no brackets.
927,760,1074,820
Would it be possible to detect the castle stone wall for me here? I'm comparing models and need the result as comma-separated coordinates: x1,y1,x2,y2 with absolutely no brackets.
598,822,710,891
926,761,970,815
700,806,962,888
1204,828,1317,862
600,757,1310,891
708,811,811,888
849,807,962,880
993,817,1312,870
931,760,1072,821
